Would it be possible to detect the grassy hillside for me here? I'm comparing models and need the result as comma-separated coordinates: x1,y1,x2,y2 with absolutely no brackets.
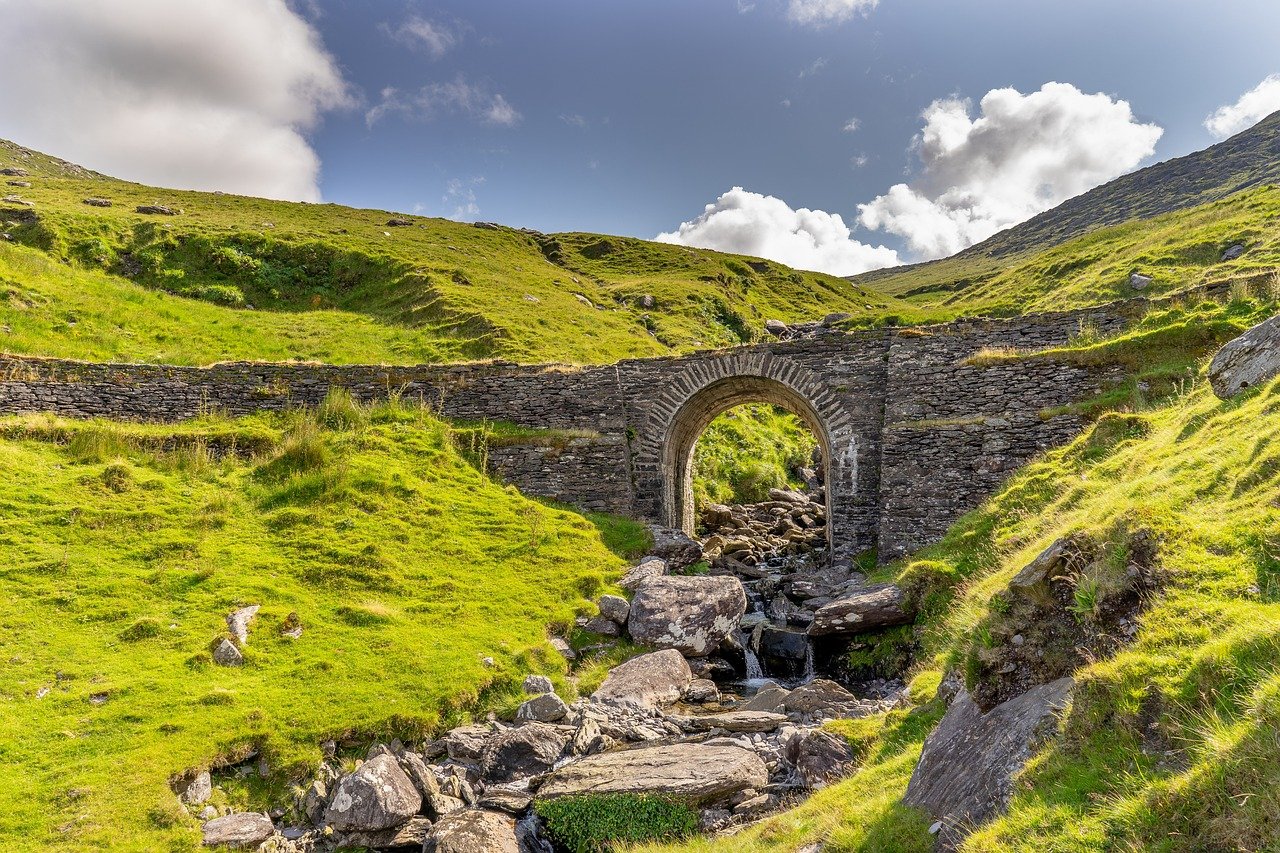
692,404,818,510
646,294,1280,852
0,395,626,851
0,139,916,367
843,185,1280,319
846,112,1280,317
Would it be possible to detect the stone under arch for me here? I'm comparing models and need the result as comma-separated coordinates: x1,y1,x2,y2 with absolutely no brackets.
649,352,859,551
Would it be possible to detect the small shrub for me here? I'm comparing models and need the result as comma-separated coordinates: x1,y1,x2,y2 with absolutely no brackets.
257,420,329,480
100,462,132,492
535,793,698,852
118,617,163,642
317,388,368,431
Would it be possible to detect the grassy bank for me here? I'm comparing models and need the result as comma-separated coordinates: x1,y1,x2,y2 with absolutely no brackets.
0,395,625,851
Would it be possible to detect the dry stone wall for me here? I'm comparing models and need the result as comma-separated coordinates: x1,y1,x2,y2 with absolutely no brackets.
0,297,1159,560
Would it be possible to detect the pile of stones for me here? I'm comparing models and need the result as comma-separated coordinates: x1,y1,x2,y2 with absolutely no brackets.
185,650,897,851
699,488,827,568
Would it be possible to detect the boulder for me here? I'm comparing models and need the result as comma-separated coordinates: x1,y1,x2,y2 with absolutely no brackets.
597,594,630,624
681,678,720,704
739,685,789,714
549,637,576,661
424,809,519,853
757,625,811,679
646,526,703,571
764,319,789,337
178,770,212,804
136,204,180,215
333,816,432,849
82,197,112,207
226,605,259,644
582,615,621,637
789,729,856,788
478,723,569,782
903,678,1073,848
808,584,912,636
672,711,788,733
627,576,746,656
201,813,275,848
523,674,554,695
536,742,768,804
1129,272,1152,290
324,754,422,832
396,752,446,815
516,692,568,723
784,679,862,715
619,557,667,592
1209,312,1280,398
387,217,414,226
212,638,243,667
1221,243,1246,261
477,789,531,814
591,649,691,708
440,725,494,762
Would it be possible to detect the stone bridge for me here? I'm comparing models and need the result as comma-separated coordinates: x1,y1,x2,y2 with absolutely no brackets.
0,299,1158,560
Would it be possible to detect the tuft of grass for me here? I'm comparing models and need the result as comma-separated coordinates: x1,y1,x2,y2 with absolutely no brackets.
536,794,699,852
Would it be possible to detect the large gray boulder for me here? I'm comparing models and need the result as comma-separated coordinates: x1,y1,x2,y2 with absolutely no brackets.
646,526,704,571
536,742,768,804
324,754,422,832
627,575,746,656
1209,313,1280,398
903,678,1073,847
201,813,275,848
590,649,692,709
424,809,519,853
808,583,912,636
478,723,569,782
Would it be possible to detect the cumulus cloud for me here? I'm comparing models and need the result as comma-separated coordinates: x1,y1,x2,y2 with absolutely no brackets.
366,77,521,128
787,0,878,26
0,0,351,202
656,187,899,276
858,82,1163,259
1204,74,1280,139
842,117,861,133
384,15,460,59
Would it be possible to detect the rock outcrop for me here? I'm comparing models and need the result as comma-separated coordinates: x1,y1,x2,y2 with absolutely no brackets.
903,678,1074,848
201,813,275,848
424,809,518,853
1209,312,1280,398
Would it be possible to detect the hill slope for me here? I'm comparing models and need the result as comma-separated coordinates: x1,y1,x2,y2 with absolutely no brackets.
850,111,1280,310
0,139,916,366
0,397,627,851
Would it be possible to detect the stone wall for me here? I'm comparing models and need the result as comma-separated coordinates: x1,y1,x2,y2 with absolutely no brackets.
0,295,1164,560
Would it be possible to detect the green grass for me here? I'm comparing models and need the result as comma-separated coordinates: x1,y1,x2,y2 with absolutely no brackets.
0,139,926,367
0,396,626,851
692,403,818,509
649,303,1280,851
846,185,1280,320
537,794,699,851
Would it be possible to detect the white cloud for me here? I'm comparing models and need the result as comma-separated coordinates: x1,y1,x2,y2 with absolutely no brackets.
656,187,899,276
385,16,459,59
842,117,861,133
444,177,484,221
858,82,1163,259
0,0,351,202
560,113,589,128
1204,74,1280,139
799,57,829,79
851,153,869,168
787,0,878,26
366,77,521,128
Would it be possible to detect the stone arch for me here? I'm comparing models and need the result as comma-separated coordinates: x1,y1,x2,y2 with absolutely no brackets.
649,352,858,547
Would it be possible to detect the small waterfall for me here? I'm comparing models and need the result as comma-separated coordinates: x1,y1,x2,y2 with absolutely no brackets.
516,812,554,853
743,646,765,681
801,639,816,683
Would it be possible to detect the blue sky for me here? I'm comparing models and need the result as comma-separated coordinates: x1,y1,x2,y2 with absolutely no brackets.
3,0,1280,273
